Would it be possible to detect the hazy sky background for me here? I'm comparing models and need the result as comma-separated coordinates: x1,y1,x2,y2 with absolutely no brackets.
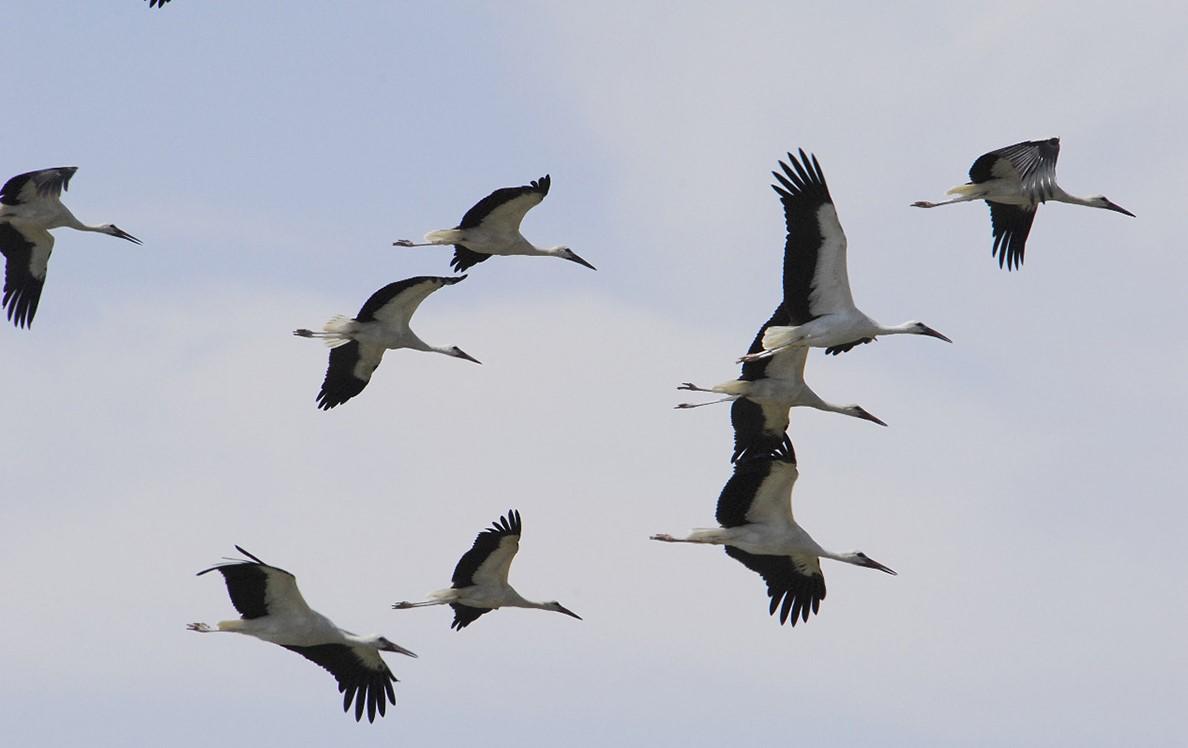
2,2,1185,745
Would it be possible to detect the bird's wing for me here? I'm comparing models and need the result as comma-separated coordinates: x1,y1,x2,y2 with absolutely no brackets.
356,275,464,327
987,202,1037,271
449,603,494,630
730,397,794,463
316,341,385,410
738,303,791,381
716,456,798,528
280,643,397,723
450,246,492,273
823,337,874,356
970,138,1060,203
196,548,312,620
451,510,522,588
457,175,551,232
0,167,77,207
773,150,855,320
723,546,826,626
148,0,172,7
0,222,53,328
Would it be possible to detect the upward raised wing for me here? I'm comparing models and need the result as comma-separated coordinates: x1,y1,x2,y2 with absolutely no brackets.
281,643,397,723
772,150,855,321
715,455,798,529
0,167,77,207
196,546,312,620
355,275,466,327
458,175,551,232
451,509,522,589
0,222,53,328
969,138,1060,204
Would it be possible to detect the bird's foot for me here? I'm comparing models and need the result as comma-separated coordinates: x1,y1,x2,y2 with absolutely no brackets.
910,201,935,208
650,533,677,542
391,601,415,609
392,239,416,247
737,350,771,363
187,622,213,633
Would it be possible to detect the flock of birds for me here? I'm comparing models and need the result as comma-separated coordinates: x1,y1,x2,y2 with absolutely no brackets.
1,134,1134,721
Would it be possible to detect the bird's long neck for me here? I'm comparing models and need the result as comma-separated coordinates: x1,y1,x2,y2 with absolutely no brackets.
877,322,920,336
1049,187,1096,208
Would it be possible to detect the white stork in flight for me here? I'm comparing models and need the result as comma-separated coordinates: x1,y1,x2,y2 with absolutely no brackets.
393,510,582,629
148,0,171,6
676,302,887,451
188,546,417,723
393,175,595,272
740,150,950,363
294,275,480,410
0,167,141,329
651,454,895,626
912,137,1135,270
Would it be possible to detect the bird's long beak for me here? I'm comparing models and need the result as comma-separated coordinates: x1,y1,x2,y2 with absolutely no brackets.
383,641,418,658
565,251,597,271
455,349,482,365
556,604,582,620
111,225,142,245
1105,200,1136,217
862,557,897,575
920,325,952,343
854,407,888,427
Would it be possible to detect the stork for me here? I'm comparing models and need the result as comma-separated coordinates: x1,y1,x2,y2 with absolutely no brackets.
651,454,895,626
912,138,1135,270
393,510,582,629
188,546,417,723
676,302,887,440
148,0,171,6
393,175,595,272
293,275,479,410
739,150,950,363
0,167,141,329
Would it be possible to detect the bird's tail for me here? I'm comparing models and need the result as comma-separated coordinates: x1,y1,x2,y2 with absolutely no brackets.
760,324,804,351
292,315,355,347
946,182,982,197
425,228,464,244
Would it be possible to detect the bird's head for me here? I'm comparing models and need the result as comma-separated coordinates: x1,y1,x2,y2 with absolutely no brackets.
848,552,897,575
845,405,887,427
449,346,482,364
547,601,583,620
909,322,952,343
552,246,597,270
375,636,418,658
1090,196,1136,217
104,224,142,244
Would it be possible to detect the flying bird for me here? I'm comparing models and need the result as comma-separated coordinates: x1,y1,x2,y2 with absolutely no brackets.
677,302,886,455
0,167,141,328
739,150,950,363
148,0,171,6
651,454,895,626
188,546,417,723
393,510,582,629
393,175,595,272
294,275,479,410
912,137,1135,270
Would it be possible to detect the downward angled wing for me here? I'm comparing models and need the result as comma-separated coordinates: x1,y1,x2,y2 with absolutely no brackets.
356,275,465,327
196,547,312,620
316,341,385,410
280,643,397,723
724,546,825,625
987,202,1037,271
970,138,1060,204
0,167,77,206
451,509,522,588
449,603,494,630
773,150,855,320
730,397,793,463
458,175,551,233
0,222,53,328
450,246,491,272
715,455,797,528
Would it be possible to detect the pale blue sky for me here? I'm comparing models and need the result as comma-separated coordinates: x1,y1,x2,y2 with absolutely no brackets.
2,2,1185,746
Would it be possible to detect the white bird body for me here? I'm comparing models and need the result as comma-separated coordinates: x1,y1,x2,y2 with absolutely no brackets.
651,455,894,626
739,151,949,363
293,275,479,409
0,167,141,328
393,175,595,271
393,510,582,630
912,138,1135,270
189,546,416,723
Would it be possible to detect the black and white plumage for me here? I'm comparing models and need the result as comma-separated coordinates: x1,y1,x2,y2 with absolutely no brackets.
0,167,141,329
912,138,1135,270
393,175,595,272
651,454,895,626
738,150,950,363
294,275,479,410
188,546,417,723
677,302,886,459
148,0,171,7
393,510,582,629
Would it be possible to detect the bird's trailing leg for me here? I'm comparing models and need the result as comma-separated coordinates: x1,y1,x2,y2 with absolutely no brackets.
674,383,738,409
186,622,214,633
391,600,442,610
392,239,434,247
650,533,705,544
